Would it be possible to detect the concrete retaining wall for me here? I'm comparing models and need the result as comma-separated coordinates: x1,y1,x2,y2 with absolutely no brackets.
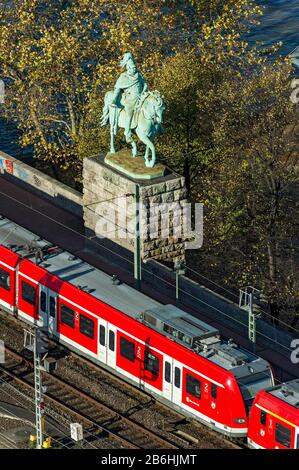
0,150,82,217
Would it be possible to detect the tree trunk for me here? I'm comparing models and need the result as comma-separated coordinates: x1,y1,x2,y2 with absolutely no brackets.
66,97,77,138
267,240,276,282
267,239,280,323
184,156,191,196
50,163,59,180
30,107,47,147
269,301,280,326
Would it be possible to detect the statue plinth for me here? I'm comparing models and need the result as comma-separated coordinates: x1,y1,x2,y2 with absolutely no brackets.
83,154,187,263
104,148,166,180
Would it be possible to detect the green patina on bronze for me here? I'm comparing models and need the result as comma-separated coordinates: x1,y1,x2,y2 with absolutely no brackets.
104,149,165,180
100,52,165,169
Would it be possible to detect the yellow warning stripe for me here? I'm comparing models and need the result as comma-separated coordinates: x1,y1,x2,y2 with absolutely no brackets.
256,404,296,428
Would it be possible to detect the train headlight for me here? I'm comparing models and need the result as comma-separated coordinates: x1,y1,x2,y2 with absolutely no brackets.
234,418,246,424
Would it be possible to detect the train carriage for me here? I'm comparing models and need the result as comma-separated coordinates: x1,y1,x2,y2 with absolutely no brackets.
248,381,299,449
0,245,20,314
0,217,279,443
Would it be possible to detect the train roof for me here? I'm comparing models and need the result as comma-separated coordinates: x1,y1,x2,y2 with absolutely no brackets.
0,216,159,317
267,380,299,409
0,215,271,378
141,304,270,377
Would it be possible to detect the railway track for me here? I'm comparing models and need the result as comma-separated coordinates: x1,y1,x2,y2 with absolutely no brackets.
69,349,243,449
0,314,241,449
0,346,180,449
0,431,19,449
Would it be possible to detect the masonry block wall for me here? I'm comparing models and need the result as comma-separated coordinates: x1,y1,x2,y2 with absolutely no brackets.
83,155,188,262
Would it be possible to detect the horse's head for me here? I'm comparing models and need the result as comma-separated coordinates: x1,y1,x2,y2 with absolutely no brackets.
143,90,165,125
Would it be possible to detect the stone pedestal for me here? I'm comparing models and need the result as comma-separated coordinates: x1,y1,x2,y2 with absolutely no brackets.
83,153,188,262
105,148,166,180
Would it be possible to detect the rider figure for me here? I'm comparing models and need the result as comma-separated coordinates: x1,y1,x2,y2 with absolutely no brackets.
111,52,148,140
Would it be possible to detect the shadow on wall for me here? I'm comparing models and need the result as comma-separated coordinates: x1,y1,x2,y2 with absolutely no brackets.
0,150,83,217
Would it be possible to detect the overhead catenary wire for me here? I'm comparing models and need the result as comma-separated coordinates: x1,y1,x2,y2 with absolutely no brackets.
182,263,240,299
0,375,76,449
0,332,290,427
175,262,299,335
0,369,103,449
0,189,137,258
0,357,290,451
0,222,295,424
75,193,299,333
136,266,296,354
0,187,298,344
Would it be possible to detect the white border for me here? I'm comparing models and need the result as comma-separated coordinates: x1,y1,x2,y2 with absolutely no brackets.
0,260,16,271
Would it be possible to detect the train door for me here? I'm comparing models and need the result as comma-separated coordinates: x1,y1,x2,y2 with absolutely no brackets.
39,286,58,334
163,356,173,402
0,263,15,314
295,427,299,449
107,324,117,369
98,317,107,364
172,360,182,406
39,285,48,327
48,290,58,335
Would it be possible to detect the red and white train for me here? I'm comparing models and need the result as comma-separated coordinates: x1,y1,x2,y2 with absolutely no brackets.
248,380,299,449
0,216,297,448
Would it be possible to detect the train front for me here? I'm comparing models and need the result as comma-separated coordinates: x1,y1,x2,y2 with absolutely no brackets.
216,343,275,438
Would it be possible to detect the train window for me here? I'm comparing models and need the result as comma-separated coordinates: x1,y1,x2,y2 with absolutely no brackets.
0,267,10,291
49,296,56,318
144,350,160,376
165,361,171,383
186,374,201,399
40,291,47,312
296,434,299,449
174,367,181,388
21,281,36,305
184,335,192,346
99,325,105,346
260,410,267,426
143,313,156,327
275,423,291,448
80,314,94,339
60,304,75,328
109,330,115,351
211,383,217,399
163,324,191,346
120,337,135,362
164,324,179,339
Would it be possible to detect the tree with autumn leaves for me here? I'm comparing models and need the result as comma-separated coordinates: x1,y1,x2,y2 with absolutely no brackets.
0,0,298,326
185,61,299,327
0,0,262,180
0,0,188,182
154,5,299,326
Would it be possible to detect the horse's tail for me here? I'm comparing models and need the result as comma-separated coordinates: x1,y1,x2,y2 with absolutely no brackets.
100,91,113,127
100,103,109,127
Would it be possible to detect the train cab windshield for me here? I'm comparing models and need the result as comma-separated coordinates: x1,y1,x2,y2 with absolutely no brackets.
0,267,10,290
238,371,273,414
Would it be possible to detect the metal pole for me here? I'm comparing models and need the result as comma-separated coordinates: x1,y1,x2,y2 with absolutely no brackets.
34,329,43,449
134,184,141,290
176,269,179,301
248,292,256,353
